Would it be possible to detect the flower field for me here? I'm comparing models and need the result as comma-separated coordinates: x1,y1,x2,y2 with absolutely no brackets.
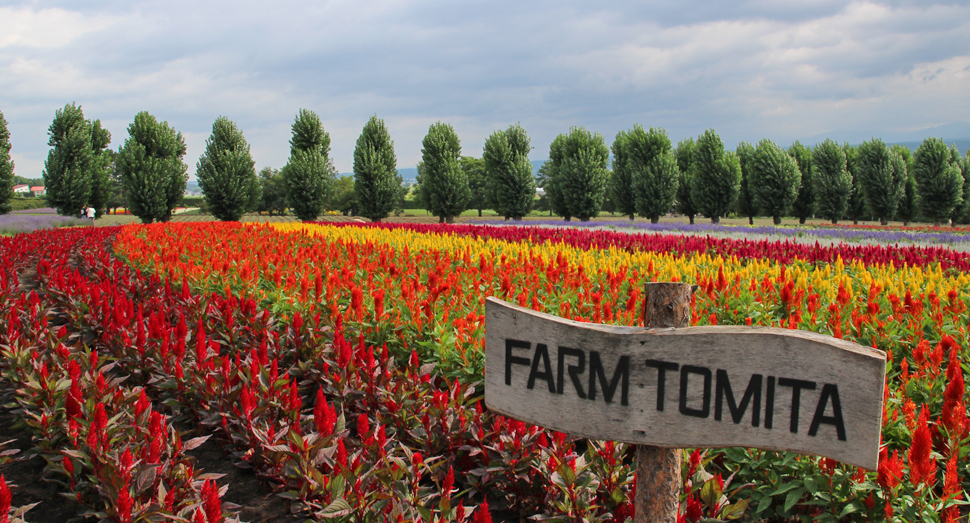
1,220,968,522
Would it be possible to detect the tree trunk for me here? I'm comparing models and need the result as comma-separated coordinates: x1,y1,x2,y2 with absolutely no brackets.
651,216,659,224
439,215,445,223
880,218,888,226
688,215,695,225
565,216,571,222
478,209,482,217
748,216,754,225
831,218,838,224
629,214,635,221
799,217,806,224
773,215,781,225
711,216,720,224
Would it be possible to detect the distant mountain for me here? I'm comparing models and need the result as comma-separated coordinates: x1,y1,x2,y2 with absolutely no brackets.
339,161,547,186
800,121,970,153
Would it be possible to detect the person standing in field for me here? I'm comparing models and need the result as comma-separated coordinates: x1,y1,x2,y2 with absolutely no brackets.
86,206,96,224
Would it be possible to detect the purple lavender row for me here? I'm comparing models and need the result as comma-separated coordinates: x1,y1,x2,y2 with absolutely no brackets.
475,219,970,246
0,214,90,234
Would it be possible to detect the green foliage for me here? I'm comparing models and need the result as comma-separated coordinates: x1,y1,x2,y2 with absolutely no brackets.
735,141,758,224
328,175,357,215
483,124,535,220
896,173,919,225
460,156,488,217
787,141,814,224
622,126,679,223
609,130,637,220
417,122,469,222
911,138,962,224
196,116,260,222
855,139,906,225
257,167,287,216
545,127,610,222
7,197,50,211
283,110,336,221
750,139,801,225
116,112,188,223
954,151,970,224
0,110,13,214
353,116,402,222
843,144,868,223
690,129,740,223
674,138,698,224
42,103,112,217
812,140,852,224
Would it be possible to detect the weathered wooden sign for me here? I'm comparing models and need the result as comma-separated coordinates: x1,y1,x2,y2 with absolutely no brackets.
484,296,887,470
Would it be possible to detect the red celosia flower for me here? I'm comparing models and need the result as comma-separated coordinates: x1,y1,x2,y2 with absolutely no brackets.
313,389,336,437
442,466,455,499
684,493,703,522
357,414,370,439
472,499,493,523
908,405,936,488
116,488,132,523
0,474,11,523
942,345,965,437
201,479,222,523
942,451,960,522
877,448,903,490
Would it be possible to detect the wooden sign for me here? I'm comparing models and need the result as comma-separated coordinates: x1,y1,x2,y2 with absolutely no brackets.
484,297,887,470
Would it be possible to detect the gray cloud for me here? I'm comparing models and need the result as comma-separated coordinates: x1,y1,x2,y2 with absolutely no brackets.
1,0,968,179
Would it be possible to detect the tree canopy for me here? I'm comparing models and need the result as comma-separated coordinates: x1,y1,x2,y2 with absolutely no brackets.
690,129,740,223
353,116,402,222
116,112,188,223
196,116,260,222
483,124,535,220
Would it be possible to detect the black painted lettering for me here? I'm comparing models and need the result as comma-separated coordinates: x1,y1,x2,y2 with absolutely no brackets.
809,384,847,441
505,339,532,386
557,347,586,398
588,352,630,405
644,359,679,411
765,376,775,429
527,343,556,393
778,378,817,434
715,370,762,426
679,365,711,418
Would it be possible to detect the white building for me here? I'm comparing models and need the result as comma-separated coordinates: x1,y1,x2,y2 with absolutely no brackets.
12,184,30,194
30,186,46,196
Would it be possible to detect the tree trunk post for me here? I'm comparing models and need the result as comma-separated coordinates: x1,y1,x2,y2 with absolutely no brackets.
635,282,692,523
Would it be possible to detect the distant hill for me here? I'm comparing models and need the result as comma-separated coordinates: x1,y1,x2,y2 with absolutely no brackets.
888,139,970,156
339,161,547,186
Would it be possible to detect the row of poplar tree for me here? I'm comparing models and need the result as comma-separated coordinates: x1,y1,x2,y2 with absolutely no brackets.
1,104,968,226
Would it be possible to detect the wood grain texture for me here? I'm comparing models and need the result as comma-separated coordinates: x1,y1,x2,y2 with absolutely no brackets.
484,296,886,470
637,282,691,523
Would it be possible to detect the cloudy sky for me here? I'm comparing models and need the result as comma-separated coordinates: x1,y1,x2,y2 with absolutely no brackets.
1,0,969,179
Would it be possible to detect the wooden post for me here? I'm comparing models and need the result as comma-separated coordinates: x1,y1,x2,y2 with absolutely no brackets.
635,282,692,523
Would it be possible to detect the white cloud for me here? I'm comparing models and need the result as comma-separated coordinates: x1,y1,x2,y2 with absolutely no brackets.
1,0,968,180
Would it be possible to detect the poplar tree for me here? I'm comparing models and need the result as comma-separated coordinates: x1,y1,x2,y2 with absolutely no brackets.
843,144,868,223
116,112,188,223
912,138,963,225
950,147,970,225
353,116,402,222
483,124,534,220
418,122,468,223
735,141,758,224
545,127,609,221
622,125,679,223
283,109,336,221
856,139,906,225
43,103,112,217
690,129,740,223
460,156,488,217
674,138,698,224
0,110,13,214
196,116,259,222
788,141,815,224
812,139,852,224
610,130,637,220
750,139,801,225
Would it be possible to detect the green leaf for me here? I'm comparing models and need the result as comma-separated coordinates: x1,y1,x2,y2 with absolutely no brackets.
783,487,805,513
319,498,352,517
719,498,750,520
